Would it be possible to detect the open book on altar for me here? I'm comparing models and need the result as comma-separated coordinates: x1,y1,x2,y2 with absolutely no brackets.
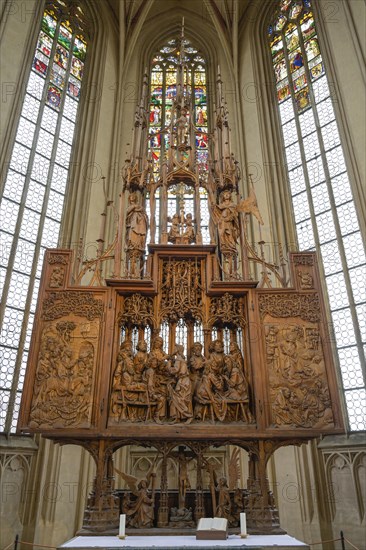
196,517,228,540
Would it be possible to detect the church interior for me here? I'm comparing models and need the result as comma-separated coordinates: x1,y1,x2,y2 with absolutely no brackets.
0,1,365,549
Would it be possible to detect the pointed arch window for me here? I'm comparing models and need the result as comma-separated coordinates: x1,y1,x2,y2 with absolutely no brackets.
146,37,210,244
268,0,366,431
0,1,89,433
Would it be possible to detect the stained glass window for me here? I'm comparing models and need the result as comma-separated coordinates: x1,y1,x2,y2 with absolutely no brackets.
148,39,209,244
0,1,88,434
268,0,366,431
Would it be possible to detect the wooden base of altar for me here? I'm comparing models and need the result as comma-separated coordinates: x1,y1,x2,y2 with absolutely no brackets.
59,534,309,550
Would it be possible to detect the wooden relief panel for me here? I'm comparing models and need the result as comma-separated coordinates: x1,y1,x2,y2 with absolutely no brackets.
21,286,107,431
259,292,334,430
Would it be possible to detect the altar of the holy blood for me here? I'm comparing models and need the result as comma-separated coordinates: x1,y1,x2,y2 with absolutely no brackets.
18,24,344,537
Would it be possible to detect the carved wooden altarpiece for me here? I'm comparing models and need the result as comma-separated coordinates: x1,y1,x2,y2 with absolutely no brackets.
18,30,343,536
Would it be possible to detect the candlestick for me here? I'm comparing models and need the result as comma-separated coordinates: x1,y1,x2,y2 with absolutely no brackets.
118,514,126,539
240,512,248,538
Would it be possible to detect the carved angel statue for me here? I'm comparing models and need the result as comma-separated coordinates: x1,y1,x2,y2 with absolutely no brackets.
115,460,157,528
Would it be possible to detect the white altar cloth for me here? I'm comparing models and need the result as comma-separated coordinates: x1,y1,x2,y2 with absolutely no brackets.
60,534,309,549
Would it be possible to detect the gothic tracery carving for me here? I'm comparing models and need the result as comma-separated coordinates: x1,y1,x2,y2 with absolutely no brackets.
118,294,154,327
42,291,104,321
258,293,320,322
160,259,203,321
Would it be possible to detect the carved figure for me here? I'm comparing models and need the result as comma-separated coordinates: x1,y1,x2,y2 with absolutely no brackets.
211,190,239,257
177,108,188,145
125,192,148,277
168,213,181,243
216,477,233,522
195,342,226,422
167,345,193,424
134,340,148,381
298,270,313,289
189,342,205,393
182,213,195,244
145,356,166,423
115,463,157,528
49,266,65,287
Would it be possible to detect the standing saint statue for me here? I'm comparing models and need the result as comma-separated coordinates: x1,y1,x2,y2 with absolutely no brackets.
125,192,149,278
167,344,193,424
210,190,239,277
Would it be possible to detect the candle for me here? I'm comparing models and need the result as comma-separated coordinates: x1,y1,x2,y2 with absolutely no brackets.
240,512,247,538
118,514,126,539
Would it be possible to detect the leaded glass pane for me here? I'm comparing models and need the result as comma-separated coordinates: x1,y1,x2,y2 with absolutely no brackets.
336,202,359,237
3,171,25,203
296,219,315,250
311,184,331,214
338,347,364,389
316,211,337,243
343,232,366,268
15,118,36,147
326,272,349,311
331,308,356,348
0,199,20,234
345,389,366,431
349,266,366,304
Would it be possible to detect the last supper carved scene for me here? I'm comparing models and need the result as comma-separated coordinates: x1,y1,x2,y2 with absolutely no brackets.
18,24,344,536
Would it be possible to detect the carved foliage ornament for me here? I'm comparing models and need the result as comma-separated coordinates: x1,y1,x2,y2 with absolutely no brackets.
258,293,320,322
209,293,246,328
118,293,154,327
42,291,104,321
48,254,68,265
160,259,203,321
293,255,314,266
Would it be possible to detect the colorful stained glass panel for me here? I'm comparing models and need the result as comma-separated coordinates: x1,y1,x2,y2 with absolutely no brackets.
67,75,81,99
274,59,287,83
275,14,287,31
33,53,48,76
151,87,163,104
285,30,299,52
149,105,161,126
305,37,320,61
277,80,291,102
42,13,57,38
54,44,69,70
71,57,83,80
289,1,303,20
301,14,315,40
58,25,72,50
295,87,311,112
289,50,304,72
73,36,87,62
195,105,207,125
37,31,53,57
46,85,62,110
51,64,66,89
